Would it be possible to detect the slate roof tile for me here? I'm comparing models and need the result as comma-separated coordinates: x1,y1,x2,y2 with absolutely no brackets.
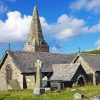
50,63,81,81
80,54,100,71
8,50,76,73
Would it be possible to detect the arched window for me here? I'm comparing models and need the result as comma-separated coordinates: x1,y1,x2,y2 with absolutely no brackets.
6,64,12,83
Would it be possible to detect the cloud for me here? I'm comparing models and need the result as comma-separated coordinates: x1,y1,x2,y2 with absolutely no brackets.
0,1,8,14
41,14,100,41
89,21,100,33
95,39,100,49
0,11,31,43
70,0,100,13
1,10,100,45
50,47,61,53
0,0,17,14
70,0,87,10
41,14,89,40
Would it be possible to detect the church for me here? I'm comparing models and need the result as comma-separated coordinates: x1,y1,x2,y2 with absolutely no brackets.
0,6,100,90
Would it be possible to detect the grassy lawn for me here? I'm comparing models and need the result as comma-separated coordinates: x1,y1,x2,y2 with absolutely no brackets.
0,85,100,100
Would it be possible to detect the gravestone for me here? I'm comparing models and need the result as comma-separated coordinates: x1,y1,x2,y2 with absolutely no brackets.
34,60,45,95
74,92,84,100
26,76,35,89
0,78,7,91
9,79,21,90
90,95,100,100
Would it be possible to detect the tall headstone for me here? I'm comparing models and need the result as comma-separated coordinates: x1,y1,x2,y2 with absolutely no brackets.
34,60,45,95
0,78,8,91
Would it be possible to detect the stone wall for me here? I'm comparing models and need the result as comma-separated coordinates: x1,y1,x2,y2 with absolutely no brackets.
35,45,49,52
24,41,49,52
73,56,98,85
0,54,23,89
75,56,93,74
23,74,35,89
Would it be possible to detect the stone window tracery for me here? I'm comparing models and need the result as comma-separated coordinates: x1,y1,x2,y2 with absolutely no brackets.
6,64,12,83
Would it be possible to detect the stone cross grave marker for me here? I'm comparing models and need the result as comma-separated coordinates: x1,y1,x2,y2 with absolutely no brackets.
34,60,45,95
9,79,21,90
0,78,8,91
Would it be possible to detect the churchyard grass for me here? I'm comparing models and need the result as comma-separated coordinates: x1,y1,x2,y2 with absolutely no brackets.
0,85,100,100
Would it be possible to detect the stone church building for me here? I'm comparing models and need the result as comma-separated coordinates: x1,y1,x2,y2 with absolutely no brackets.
0,6,100,90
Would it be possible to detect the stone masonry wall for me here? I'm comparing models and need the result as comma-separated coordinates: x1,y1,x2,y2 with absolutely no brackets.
75,56,93,74
74,56,96,84
0,54,23,89
23,74,35,89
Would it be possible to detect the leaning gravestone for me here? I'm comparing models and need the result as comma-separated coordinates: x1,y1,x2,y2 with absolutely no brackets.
9,79,21,90
34,60,45,95
0,78,7,91
74,92,84,100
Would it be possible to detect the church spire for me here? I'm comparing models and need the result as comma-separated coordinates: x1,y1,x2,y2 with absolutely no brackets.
23,6,49,52
28,6,43,41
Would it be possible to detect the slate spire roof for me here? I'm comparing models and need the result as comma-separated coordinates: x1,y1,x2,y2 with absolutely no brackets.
23,6,49,52
28,5,43,41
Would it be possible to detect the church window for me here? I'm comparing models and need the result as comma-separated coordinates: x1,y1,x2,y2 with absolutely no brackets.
6,64,12,83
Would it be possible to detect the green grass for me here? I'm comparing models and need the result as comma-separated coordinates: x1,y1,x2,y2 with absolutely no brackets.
0,85,100,100
82,50,100,54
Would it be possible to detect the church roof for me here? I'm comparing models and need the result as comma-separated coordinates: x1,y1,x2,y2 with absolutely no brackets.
7,50,76,73
50,63,81,81
80,54,100,71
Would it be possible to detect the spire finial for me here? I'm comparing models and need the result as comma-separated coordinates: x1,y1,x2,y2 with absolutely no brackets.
33,5,38,16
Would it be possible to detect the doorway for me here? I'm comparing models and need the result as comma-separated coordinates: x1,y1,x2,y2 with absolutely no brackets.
77,75,85,86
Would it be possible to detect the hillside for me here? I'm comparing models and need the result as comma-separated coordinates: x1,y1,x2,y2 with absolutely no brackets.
82,49,100,54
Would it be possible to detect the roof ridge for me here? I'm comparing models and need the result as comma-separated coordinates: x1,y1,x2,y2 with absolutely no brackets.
7,50,75,55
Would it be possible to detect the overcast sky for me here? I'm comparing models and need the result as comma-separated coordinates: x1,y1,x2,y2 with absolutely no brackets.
0,0,100,58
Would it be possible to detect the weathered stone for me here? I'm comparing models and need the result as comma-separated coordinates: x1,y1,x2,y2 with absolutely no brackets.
9,79,21,90
74,93,84,100
26,75,35,89
0,56,23,89
90,95,100,100
45,88,51,91
34,88,45,95
71,89,77,91
35,60,42,88
0,78,7,91
34,60,45,95
24,6,49,52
